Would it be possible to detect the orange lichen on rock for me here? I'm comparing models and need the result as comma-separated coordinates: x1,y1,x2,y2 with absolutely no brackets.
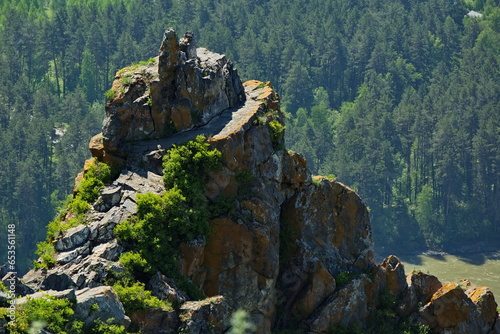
381,255,407,297
421,282,472,328
466,286,497,327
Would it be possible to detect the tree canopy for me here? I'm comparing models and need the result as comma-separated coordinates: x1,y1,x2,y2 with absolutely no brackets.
0,0,499,272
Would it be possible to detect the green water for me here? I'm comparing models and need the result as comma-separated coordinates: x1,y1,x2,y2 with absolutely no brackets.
396,251,500,298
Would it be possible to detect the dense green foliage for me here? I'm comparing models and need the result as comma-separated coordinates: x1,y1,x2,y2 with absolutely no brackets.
112,281,171,314
75,161,113,203
0,0,499,273
114,136,221,297
4,296,80,334
2,295,129,333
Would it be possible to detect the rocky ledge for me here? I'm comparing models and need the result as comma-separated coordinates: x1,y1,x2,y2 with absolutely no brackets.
4,29,499,334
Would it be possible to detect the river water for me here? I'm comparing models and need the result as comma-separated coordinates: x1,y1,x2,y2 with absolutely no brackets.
391,251,500,298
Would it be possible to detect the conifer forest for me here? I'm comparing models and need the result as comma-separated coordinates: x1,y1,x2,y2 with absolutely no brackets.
0,0,499,273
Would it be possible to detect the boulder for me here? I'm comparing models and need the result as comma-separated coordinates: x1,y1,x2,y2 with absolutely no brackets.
40,272,76,291
129,308,179,334
74,286,130,328
290,259,336,319
91,240,123,261
54,224,90,252
408,270,443,304
279,178,374,277
380,255,407,297
466,286,497,331
420,282,474,329
419,282,499,333
15,289,76,305
148,272,187,305
178,296,229,334
94,184,122,212
307,276,371,332
2,272,34,297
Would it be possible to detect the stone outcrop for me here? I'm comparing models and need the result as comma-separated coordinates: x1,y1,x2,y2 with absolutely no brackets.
73,286,130,328
92,28,244,166
15,29,499,334
418,282,498,333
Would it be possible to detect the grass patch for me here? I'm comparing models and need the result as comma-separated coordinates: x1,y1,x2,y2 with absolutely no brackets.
104,89,116,100
119,76,132,86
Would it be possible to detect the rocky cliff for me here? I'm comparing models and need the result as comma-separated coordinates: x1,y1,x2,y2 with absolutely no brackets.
3,29,499,334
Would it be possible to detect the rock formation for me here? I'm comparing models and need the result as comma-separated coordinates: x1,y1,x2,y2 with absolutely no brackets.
4,29,499,334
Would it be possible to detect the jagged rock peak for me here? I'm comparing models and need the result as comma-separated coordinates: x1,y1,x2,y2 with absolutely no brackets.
93,28,245,167
179,31,196,60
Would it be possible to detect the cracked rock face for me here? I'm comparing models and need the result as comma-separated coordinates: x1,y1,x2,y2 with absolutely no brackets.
95,28,245,164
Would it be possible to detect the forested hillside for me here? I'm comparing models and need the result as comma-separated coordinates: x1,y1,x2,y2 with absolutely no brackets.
0,0,498,273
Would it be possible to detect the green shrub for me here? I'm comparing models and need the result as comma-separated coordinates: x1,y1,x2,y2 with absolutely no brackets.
379,290,396,310
68,196,91,215
92,319,126,334
46,195,75,240
113,217,138,244
175,275,205,301
34,241,56,269
210,195,236,217
118,251,152,278
268,119,285,147
112,281,171,314
104,89,116,100
163,135,222,192
326,174,337,180
335,271,360,287
5,296,75,334
139,58,156,66
46,217,63,241
75,161,112,204
311,176,322,187
330,322,365,334
228,309,256,334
